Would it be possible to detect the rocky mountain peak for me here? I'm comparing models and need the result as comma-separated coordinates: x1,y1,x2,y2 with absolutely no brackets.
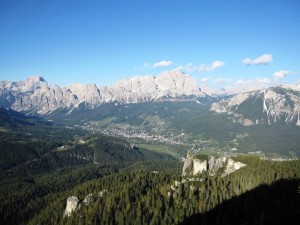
278,82,300,92
1,74,299,121
0,71,208,114
211,86,300,126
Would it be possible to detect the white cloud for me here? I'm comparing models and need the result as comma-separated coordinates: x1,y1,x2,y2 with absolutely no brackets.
213,77,231,83
153,60,173,68
255,77,272,84
236,77,271,85
236,79,252,85
199,77,211,82
173,62,193,71
196,60,225,72
242,54,273,65
215,77,273,94
273,70,293,79
173,61,225,73
133,62,150,71
236,77,271,86
221,77,271,93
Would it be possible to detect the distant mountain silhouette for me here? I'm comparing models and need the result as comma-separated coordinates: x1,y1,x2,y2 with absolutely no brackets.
178,179,300,225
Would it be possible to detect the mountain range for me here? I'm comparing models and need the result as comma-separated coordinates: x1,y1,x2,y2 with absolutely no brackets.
0,71,205,114
1,72,300,126
211,86,300,126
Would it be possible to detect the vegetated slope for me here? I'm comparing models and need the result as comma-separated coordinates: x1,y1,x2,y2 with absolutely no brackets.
28,156,300,225
179,179,299,225
0,107,51,127
0,110,177,225
49,101,300,156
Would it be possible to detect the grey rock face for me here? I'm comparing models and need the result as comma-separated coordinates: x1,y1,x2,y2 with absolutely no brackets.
63,191,108,218
192,159,207,175
182,152,245,177
182,152,194,176
63,196,79,217
0,72,207,114
211,86,300,126
82,193,95,206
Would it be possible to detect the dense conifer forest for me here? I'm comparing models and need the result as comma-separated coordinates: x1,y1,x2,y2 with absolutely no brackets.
24,156,300,225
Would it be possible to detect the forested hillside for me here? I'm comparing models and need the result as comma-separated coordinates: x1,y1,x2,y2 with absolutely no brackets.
28,156,300,225
0,110,177,225
1,107,300,225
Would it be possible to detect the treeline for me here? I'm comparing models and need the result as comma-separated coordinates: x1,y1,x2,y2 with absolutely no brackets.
27,156,300,225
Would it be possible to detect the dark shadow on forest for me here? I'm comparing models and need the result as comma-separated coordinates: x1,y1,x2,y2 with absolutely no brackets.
178,179,300,225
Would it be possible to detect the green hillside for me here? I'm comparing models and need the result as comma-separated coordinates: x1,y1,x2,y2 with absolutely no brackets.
0,111,178,225
45,101,300,157
26,156,300,225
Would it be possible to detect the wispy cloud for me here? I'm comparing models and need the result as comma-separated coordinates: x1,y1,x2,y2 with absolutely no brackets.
220,77,272,94
236,77,271,85
133,62,150,71
174,61,225,73
199,77,211,82
196,61,225,72
242,54,273,65
213,77,231,83
273,70,294,79
153,60,173,68
173,62,193,71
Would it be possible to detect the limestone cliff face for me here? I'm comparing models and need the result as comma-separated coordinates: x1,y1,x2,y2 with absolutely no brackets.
182,152,246,177
211,86,300,126
182,152,207,177
0,72,207,115
182,152,194,176
225,158,246,175
63,191,108,217
63,196,79,217
192,159,207,176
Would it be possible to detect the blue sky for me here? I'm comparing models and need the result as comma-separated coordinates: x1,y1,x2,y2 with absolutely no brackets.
0,0,299,92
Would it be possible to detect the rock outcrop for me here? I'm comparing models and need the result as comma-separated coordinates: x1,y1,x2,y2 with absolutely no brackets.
82,193,95,206
182,152,246,177
182,152,194,176
192,159,207,175
63,196,79,217
63,191,108,217
224,158,246,175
